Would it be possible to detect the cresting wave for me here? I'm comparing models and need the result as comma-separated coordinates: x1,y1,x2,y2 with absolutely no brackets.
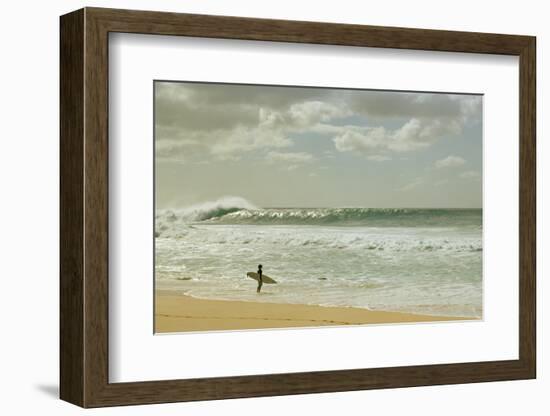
209,207,482,227
156,196,256,222
156,197,482,229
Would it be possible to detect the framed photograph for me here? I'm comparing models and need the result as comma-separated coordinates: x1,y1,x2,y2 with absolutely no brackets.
60,7,536,408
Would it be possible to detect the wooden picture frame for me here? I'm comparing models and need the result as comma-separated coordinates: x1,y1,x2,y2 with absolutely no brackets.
60,7,536,408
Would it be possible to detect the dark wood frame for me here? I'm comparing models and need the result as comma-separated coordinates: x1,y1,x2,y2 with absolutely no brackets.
60,7,536,408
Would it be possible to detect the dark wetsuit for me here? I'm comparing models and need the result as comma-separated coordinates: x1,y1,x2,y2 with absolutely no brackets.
257,267,263,293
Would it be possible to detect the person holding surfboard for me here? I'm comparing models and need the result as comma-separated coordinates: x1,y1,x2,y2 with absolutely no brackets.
246,267,276,292
256,264,263,293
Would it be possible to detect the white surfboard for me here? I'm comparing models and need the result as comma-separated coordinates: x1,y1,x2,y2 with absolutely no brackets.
247,272,277,284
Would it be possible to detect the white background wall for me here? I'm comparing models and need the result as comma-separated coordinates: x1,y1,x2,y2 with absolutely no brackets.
0,0,545,414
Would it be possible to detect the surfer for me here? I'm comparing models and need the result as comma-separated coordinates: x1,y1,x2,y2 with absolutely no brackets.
256,264,263,293
246,268,275,291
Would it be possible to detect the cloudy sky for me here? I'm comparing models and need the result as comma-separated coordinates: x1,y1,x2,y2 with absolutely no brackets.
155,81,482,209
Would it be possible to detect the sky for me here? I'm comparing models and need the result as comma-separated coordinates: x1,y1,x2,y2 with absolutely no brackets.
155,81,482,209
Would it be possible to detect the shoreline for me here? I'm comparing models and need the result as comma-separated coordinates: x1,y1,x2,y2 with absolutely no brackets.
155,291,472,333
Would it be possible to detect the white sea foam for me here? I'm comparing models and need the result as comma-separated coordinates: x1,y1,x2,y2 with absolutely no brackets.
155,196,257,237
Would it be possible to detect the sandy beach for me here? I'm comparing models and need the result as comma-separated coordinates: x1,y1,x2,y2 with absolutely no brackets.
155,291,468,333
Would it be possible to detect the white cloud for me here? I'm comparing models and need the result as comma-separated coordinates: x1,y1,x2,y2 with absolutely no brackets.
367,155,392,162
348,91,481,120
333,117,460,157
398,177,424,191
330,93,480,158
155,82,482,163
459,170,480,179
435,155,466,169
266,151,315,164
209,126,292,159
155,138,205,162
156,94,348,161
272,101,350,129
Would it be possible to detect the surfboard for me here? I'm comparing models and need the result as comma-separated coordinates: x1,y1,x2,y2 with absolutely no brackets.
247,272,277,284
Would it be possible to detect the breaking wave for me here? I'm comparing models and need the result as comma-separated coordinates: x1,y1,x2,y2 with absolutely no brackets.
157,196,256,221
156,197,481,230
212,207,481,226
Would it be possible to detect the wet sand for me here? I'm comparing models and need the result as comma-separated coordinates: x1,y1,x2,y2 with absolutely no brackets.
155,291,468,333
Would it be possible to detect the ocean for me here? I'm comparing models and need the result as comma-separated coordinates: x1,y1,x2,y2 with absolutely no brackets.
155,197,482,319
